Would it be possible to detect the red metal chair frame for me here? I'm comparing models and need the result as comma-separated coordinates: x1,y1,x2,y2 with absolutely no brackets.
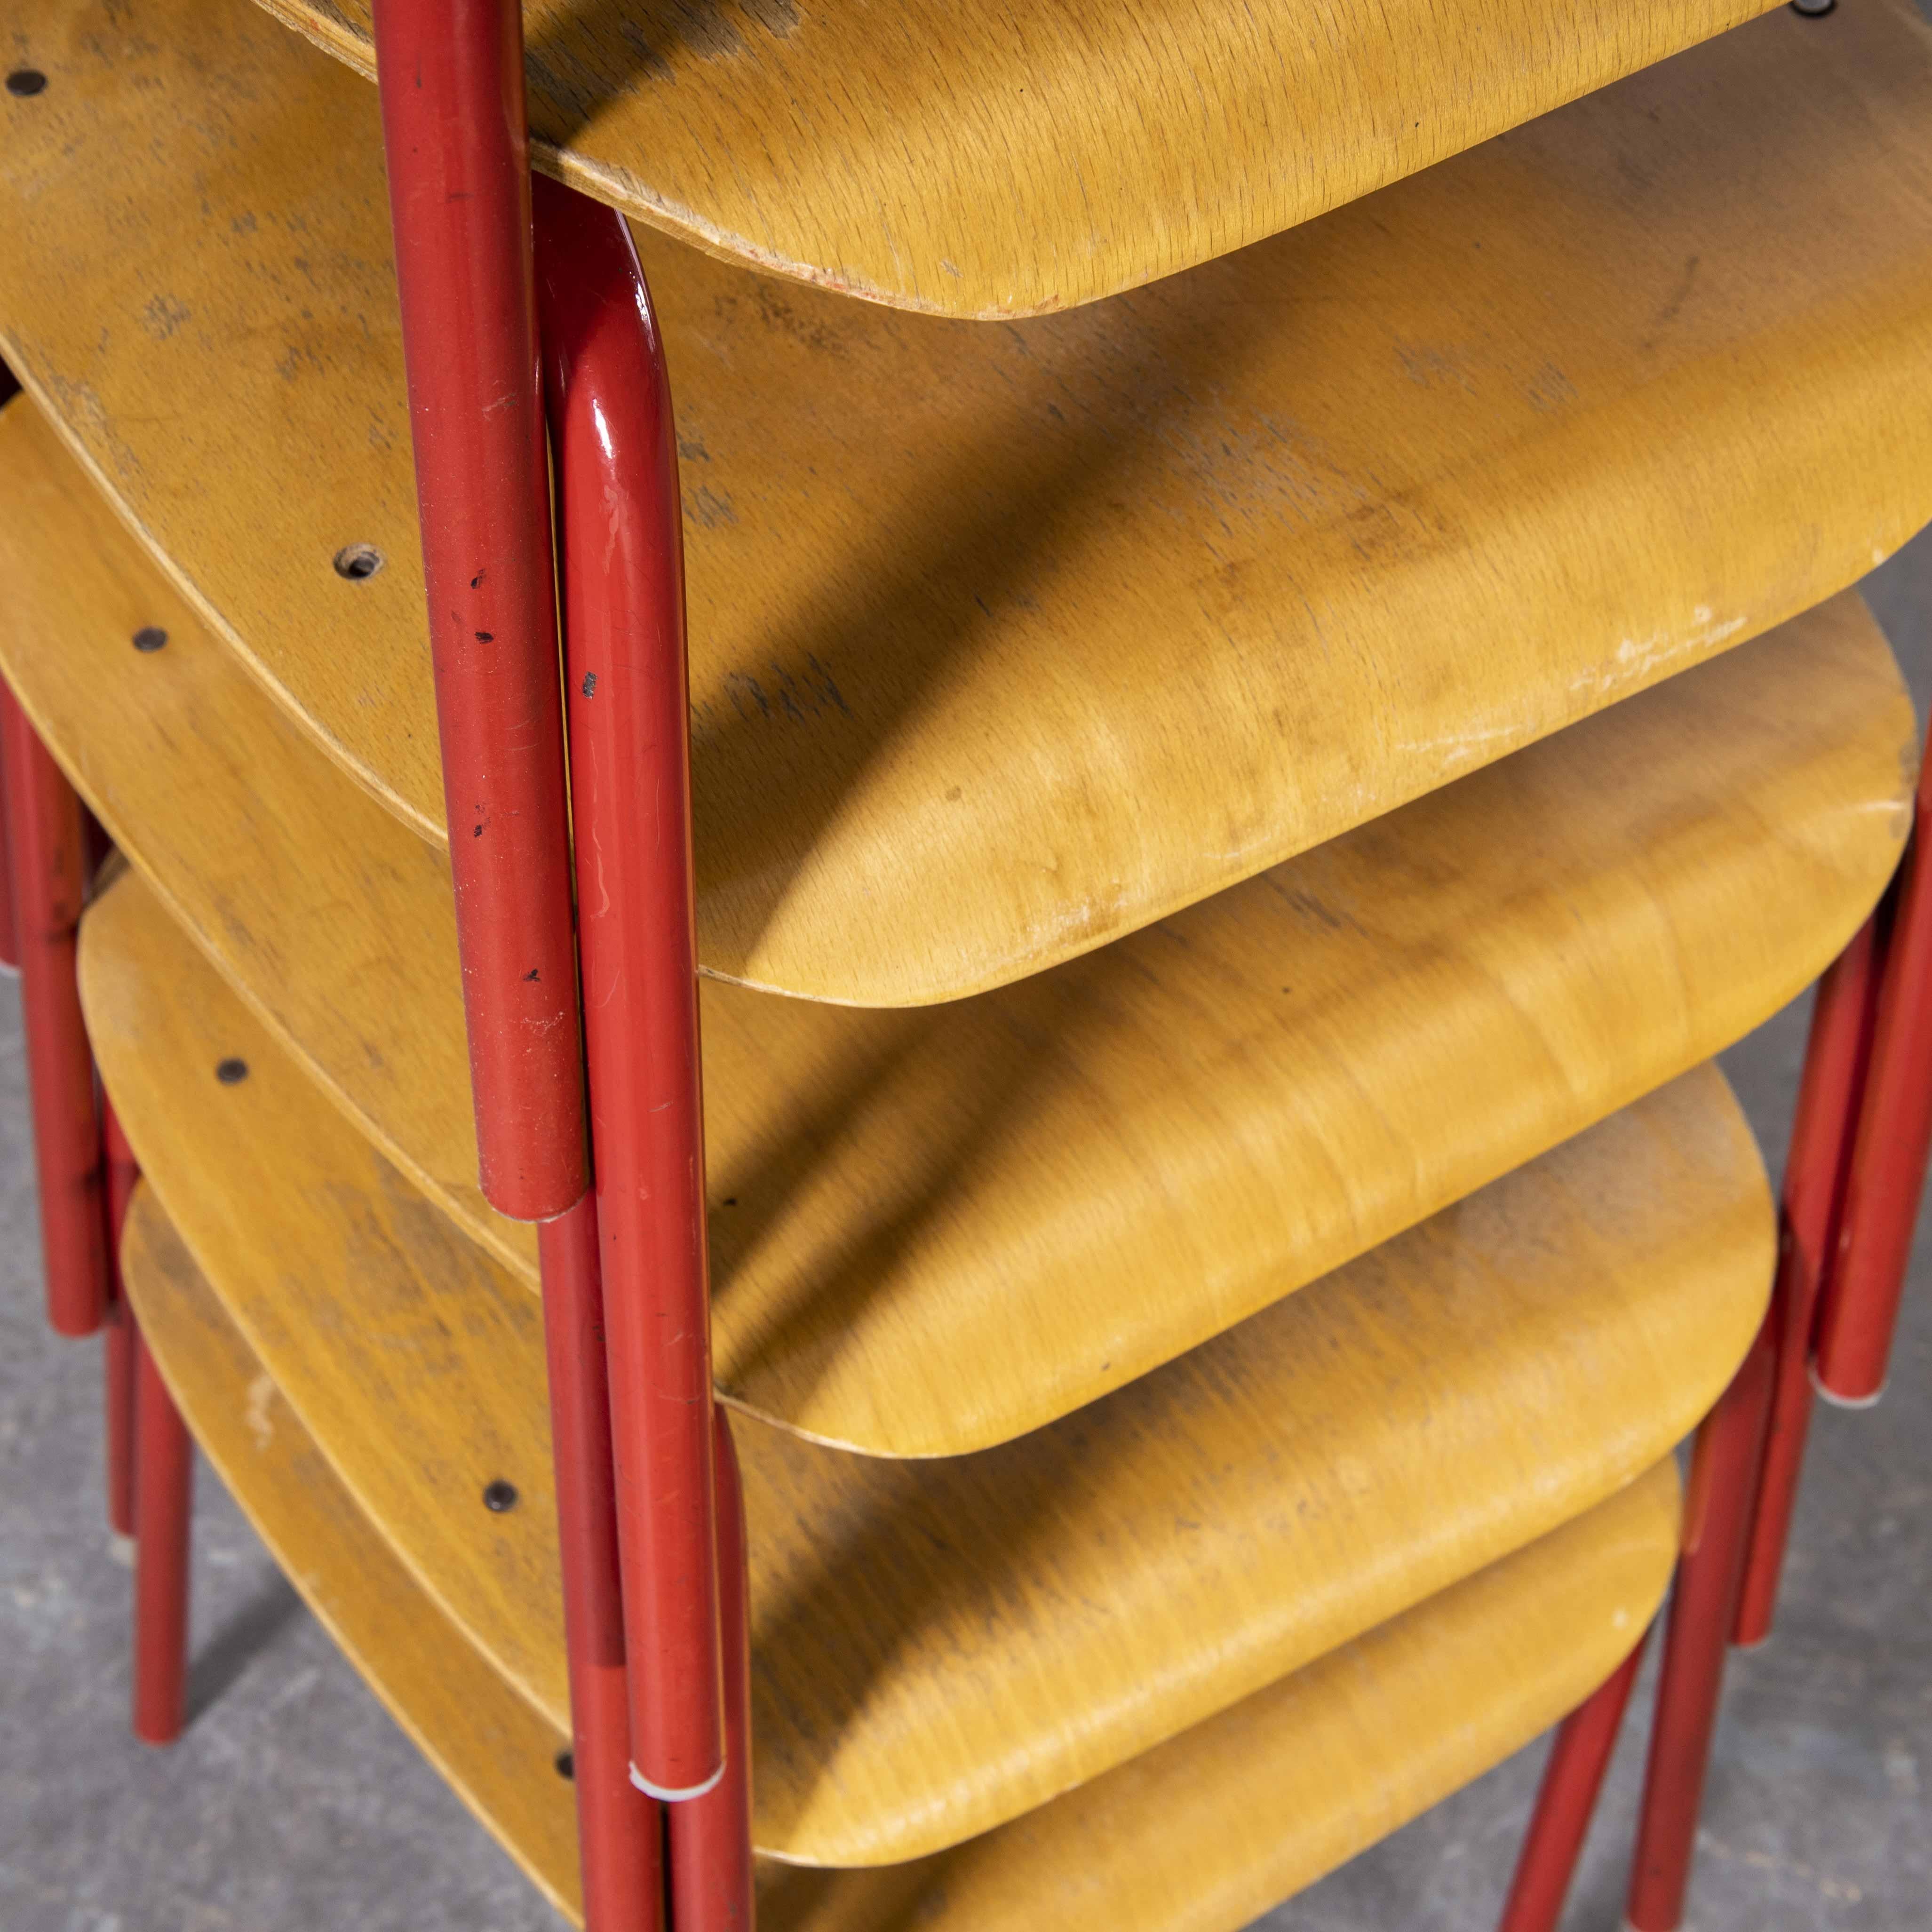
366,7,1932,1924
1503,755,1932,1931
0,6,1922,1921
371,0,745,1915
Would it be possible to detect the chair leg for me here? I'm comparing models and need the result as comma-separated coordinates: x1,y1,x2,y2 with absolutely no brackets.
538,1199,667,1931
103,1301,138,1540
1623,1323,1777,1932
0,715,16,974
102,1099,143,1538
1495,1628,1651,1932
670,1410,756,1931
534,177,726,1805
1734,915,1884,1644
1817,766,1932,1403
132,1328,193,1745
0,679,109,1337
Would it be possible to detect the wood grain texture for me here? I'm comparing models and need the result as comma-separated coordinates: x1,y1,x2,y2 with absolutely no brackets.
6,0,1932,1000
2,399,1904,1454
234,0,1783,317
84,866,1771,1863
117,1188,580,1925
124,1200,1680,1930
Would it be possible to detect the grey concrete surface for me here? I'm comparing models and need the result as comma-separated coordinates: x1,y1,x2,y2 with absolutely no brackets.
4,537,1930,1928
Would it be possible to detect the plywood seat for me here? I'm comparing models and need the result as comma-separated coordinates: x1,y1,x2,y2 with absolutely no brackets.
1,398,1906,1455
5,0,1932,1002
224,0,1789,318
125,1193,1681,1929
84,860,1769,1863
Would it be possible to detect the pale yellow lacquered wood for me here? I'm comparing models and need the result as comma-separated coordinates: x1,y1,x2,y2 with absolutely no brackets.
5,1,1932,1002
118,1190,580,1924
237,0,1781,318
84,867,1770,1863
124,1197,1680,1932
3,398,1904,1455
753,1463,1679,1932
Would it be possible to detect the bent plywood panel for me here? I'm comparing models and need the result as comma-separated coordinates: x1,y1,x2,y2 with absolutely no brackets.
124,1199,1679,1931
86,869,1768,1863
235,0,1781,318
4,0,1932,999
118,1188,581,1923
1,400,1902,1453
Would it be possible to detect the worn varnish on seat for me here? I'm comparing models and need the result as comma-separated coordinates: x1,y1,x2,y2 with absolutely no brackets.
237,0,1781,316
0,399,1905,1454
5,0,1932,1001
85,862,1769,1863
123,1197,1680,1930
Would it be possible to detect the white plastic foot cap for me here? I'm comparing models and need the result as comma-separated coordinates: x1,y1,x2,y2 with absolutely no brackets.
630,1758,727,1802
1809,1360,1886,1410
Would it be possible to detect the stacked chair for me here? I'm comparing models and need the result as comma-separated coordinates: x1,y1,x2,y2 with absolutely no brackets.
4,0,1932,1927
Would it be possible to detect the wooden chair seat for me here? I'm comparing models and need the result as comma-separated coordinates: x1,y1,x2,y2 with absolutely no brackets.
124,1192,1680,1928
84,862,1768,1864
225,0,1785,318
4,0,1932,1000
2,398,1905,1455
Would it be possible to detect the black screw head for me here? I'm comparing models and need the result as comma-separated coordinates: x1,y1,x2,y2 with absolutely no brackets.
332,543,384,581
482,1479,519,1513
5,69,48,97
1790,0,1835,14
132,626,168,653
554,1749,575,1781
215,1057,249,1085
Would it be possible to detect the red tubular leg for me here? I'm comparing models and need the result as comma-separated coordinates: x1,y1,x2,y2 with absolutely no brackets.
538,1199,667,1931
1818,768,1932,1403
132,1327,193,1745
670,1411,755,1930
0,717,17,973
1733,914,1884,1643
533,180,724,1799
1495,1629,1650,1932
103,1302,137,1539
102,1102,143,1538
0,680,109,1336
371,0,588,1221
1624,1325,1778,1932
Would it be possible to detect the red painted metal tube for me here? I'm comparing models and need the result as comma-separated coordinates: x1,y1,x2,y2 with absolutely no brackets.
0,680,109,1336
103,1101,143,1539
533,177,725,1799
1817,768,1932,1403
132,1326,193,1745
103,1304,137,1539
1495,1629,1650,1932
670,1411,756,1930
1733,914,1884,1644
1624,1324,1778,1932
371,0,588,1222
0,722,17,973
537,1198,667,1931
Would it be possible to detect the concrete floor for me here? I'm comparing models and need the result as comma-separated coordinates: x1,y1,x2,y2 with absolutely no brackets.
3,533,1929,1928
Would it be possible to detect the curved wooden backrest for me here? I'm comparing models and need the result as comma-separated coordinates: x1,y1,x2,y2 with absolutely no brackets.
86,862,1769,1862
229,0,1783,317
125,1189,1680,1930
5,0,1932,999
1,398,1903,1454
